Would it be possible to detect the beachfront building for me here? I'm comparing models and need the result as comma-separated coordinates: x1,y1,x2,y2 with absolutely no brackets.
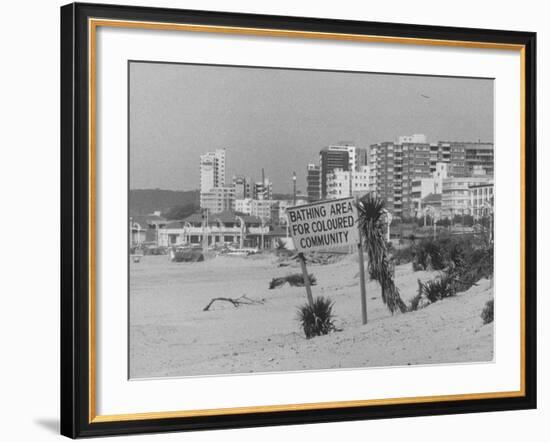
441,175,493,219
200,148,226,209
129,214,167,248
369,135,494,219
470,183,494,220
200,186,235,214
306,163,321,202
157,211,275,249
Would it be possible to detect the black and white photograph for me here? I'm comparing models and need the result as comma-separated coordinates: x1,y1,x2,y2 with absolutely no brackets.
128,62,495,379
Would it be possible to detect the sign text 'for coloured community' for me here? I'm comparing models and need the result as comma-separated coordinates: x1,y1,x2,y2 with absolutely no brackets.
286,197,359,252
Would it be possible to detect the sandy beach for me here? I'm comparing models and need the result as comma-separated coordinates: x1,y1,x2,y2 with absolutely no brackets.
129,253,493,378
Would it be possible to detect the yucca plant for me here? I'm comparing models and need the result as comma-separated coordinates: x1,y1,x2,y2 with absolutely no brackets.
297,296,336,339
421,278,451,303
357,194,407,314
275,237,287,250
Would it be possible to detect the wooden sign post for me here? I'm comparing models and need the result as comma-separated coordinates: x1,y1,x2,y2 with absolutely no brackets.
357,231,368,325
297,252,314,307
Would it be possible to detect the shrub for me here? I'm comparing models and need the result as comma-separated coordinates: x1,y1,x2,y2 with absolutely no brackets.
481,299,494,324
417,274,456,303
392,245,415,265
297,296,336,339
413,239,445,270
269,273,317,289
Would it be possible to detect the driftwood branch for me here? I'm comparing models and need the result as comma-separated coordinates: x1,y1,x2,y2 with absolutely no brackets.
202,295,264,311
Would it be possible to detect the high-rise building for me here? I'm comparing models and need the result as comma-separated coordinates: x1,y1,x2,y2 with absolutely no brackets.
369,135,494,219
320,148,349,199
327,143,357,171
232,175,251,199
356,147,368,169
252,178,273,201
200,149,226,208
306,163,321,202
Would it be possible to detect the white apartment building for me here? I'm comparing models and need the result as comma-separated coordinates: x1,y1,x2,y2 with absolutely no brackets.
441,175,493,218
326,166,369,200
470,183,494,219
200,148,226,208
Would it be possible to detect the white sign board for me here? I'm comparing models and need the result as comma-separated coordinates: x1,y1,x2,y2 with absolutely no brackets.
286,197,359,252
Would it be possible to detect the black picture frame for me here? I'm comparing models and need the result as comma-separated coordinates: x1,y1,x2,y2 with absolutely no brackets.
61,2,537,438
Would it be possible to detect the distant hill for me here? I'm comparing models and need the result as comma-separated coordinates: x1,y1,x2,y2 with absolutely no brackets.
130,189,199,215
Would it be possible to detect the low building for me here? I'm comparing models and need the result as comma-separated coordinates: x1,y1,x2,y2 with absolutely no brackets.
129,214,167,248
470,183,494,219
158,211,271,249
441,176,493,218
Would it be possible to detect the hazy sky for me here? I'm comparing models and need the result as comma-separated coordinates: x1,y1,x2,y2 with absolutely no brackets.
129,62,493,193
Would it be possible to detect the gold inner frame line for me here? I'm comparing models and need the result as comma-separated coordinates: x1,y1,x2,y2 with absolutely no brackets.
88,17,527,424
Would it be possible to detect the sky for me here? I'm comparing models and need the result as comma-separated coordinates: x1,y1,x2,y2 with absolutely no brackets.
129,62,493,194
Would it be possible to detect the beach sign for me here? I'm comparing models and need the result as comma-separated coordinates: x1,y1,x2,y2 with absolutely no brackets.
286,197,359,253
287,196,367,325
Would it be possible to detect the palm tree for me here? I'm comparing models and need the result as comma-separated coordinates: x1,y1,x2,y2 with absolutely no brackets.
357,194,408,314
